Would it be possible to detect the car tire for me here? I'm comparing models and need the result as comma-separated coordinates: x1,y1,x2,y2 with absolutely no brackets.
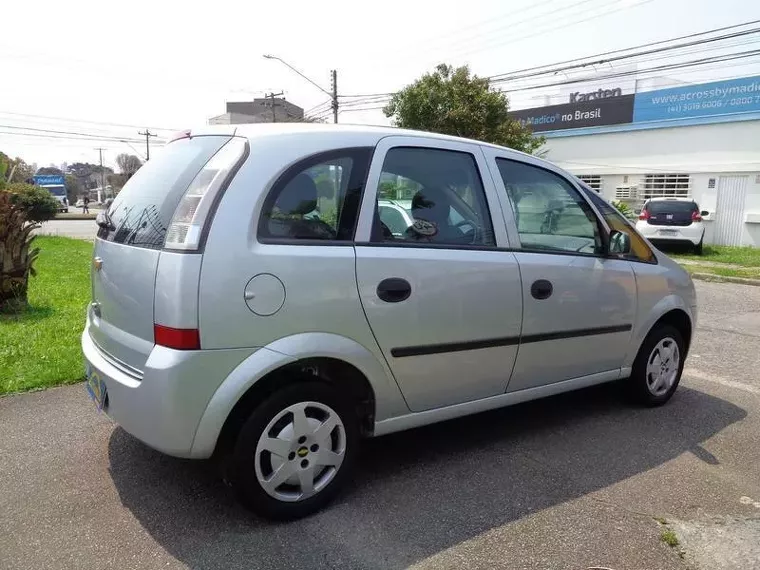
694,238,703,255
229,382,359,520
628,324,685,407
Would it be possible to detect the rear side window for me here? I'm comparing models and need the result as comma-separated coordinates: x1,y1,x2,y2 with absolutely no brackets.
97,136,232,249
258,148,372,242
371,147,495,247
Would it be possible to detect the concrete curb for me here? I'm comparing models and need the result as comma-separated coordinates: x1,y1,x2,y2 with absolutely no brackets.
690,272,760,287
53,215,97,221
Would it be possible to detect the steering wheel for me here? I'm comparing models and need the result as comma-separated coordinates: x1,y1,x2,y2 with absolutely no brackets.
454,220,480,245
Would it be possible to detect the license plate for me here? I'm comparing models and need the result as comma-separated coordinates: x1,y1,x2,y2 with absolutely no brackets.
85,363,108,411
659,229,678,236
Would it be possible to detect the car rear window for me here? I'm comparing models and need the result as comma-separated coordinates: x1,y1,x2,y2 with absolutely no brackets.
646,201,697,214
97,135,232,249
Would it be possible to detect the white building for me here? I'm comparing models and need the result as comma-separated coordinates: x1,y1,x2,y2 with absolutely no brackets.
513,75,760,246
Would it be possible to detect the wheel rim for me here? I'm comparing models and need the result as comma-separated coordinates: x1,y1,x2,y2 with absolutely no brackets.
645,337,680,397
255,401,346,503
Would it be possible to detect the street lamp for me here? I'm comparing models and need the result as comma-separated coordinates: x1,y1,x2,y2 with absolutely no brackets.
263,54,338,123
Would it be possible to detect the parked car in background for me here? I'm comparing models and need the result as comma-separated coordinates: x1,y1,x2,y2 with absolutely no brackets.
635,197,708,253
83,124,697,520
377,199,413,236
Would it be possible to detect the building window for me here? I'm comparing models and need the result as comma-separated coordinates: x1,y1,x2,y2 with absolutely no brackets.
615,186,638,200
642,173,691,199
577,175,602,192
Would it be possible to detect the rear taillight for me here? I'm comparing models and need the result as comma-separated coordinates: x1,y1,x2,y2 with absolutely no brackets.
691,211,702,222
154,324,201,350
639,209,650,220
164,137,248,251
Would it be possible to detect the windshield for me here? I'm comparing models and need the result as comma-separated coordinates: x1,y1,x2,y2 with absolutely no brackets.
647,201,697,214
46,187,66,197
97,135,231,249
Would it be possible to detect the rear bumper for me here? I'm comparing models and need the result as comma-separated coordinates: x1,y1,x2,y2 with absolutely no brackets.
636,222,704,246
82,321,254,458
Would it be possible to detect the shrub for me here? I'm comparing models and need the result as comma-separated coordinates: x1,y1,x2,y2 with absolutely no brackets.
5,183,59,223
0,183,57,312
611,199,637,221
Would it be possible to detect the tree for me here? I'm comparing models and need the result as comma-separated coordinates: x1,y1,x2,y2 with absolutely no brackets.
36,166,64,176
66,162,113,190
115,153,142,177
1,153,35,184
65,174,83,205
0,183,58,312
383,64,543,154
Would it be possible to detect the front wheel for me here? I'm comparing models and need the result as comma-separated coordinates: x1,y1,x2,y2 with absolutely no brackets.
628,324,685,406
230,382,358,520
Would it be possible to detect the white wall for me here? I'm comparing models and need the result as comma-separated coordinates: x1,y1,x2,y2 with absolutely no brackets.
544,121,760,246
543,120,760,174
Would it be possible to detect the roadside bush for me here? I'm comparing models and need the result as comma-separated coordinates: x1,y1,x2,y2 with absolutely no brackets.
0,183,57,312
5,183,59,221
611,199,637,221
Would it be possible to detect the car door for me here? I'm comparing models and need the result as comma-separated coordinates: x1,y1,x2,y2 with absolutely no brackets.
482,150,637,392
354,137,523,412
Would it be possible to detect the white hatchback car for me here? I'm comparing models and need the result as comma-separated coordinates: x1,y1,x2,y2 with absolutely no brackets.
82,124,697,519
635,197,708,254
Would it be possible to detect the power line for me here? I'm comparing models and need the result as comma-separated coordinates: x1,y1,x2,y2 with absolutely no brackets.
340,20,760,105
487,17,760,80
497,49,760,93
417,0,611,61
0,130,164,145
0,124,154,143
440,0,655,62
0,110,178,131
489,26,760,84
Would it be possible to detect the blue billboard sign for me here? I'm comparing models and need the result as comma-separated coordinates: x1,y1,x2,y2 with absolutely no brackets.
33,174,65,186
632,75,760,123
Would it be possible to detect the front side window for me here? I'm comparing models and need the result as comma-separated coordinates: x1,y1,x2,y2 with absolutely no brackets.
372,147,495,247
258,148,371,241
582,186,656,263
496,159,602,255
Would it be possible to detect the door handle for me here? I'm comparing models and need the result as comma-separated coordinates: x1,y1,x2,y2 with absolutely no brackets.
530,279,553,300
377,278,412,303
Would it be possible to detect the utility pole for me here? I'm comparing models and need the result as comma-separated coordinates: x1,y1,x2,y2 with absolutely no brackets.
330,70,338,124
265,91,284,122
138,129,157,161
95,148,106,200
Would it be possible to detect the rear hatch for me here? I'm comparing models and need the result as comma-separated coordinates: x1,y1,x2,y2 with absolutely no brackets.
645,200,698,227
89,135,233,373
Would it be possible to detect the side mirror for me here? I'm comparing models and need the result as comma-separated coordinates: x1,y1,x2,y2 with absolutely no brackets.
609,230,631,255
701,210,709,216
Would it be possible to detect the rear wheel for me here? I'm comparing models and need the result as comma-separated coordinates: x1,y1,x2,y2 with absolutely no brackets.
628,324,685,406
229,382,358,520
694,238,703,255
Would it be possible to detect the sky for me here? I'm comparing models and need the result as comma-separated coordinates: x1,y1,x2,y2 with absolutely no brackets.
2,0,759,169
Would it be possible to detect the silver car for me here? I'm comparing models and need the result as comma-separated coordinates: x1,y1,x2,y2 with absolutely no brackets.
82,124,697,519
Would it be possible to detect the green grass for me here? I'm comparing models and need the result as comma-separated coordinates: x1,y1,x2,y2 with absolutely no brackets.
660,529,680,548
681,264,760,279
1,237,92,394
671,245,760,267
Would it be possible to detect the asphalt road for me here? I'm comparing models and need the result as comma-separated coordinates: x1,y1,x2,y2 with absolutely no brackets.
2,280,760,570
36,218,98,240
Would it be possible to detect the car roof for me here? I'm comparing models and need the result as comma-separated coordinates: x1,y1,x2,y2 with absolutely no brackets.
188,122,534,159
